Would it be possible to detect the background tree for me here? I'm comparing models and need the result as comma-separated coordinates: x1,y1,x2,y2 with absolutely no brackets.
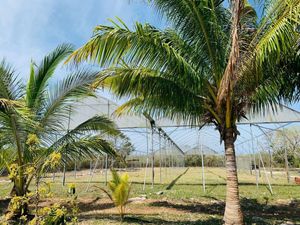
269,128,300,167
68,1,300,224
0,44,126,220
115,137,135,167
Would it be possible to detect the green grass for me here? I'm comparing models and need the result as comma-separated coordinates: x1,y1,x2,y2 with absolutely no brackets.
0,167,299,224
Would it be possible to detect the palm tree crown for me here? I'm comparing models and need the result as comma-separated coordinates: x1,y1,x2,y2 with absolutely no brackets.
0,44,125,218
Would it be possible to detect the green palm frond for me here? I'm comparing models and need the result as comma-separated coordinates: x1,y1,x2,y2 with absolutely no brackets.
104,66,205,123
243,0,300,78
56,136,117,163
0,45,127,199
26,43,74,109
68,115,121,136
68,20,205,83
151,0,229,78
0,61,34,162
38,69,100,131
0,60,24,101
47,115,122,160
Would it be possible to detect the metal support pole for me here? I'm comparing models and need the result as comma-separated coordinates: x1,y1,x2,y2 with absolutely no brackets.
199,131,206,193
74,161,77,179
159,131,162,184
257,125,274,178
269,148,273,178
257,145,273,194
250,125,259,188
171,148,174,168
62,164,66,186
105,154,108,186
165,141,168,177
151,127,154,188
143,122,149,191
284,146,290,183
85,156,100,192
89,161,92,175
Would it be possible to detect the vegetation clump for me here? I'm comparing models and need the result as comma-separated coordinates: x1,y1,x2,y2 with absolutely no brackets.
101,169,131,220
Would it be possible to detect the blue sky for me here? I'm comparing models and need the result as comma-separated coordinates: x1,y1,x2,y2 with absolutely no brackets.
0,0,162,78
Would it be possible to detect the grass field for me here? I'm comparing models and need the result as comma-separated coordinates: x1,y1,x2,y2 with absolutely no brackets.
1,167,300,224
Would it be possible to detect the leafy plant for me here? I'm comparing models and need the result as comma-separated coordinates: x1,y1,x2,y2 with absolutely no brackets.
101,169,131,220
29,203,68,225
0,44,126,221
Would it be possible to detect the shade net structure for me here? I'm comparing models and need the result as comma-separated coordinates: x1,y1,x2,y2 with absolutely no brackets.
55,93,300,190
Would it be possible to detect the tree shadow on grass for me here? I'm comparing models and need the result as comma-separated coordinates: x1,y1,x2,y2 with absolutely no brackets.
75,196,300,224
77,199,115,213
149,198,300,224
149,200,224,215
241,198,300,220
79,213,222,225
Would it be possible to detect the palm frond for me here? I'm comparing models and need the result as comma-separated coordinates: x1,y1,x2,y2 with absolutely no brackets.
151,0,229,78
69,115,121,136
38,69,100,131
57,136,117,163
26,43,74,109
244,0,300,76
0,60,24,101
104,66,206,124
68,20,208,85
48,115,121,154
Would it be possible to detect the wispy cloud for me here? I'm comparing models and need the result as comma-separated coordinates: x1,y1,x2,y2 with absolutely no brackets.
0,0,160,78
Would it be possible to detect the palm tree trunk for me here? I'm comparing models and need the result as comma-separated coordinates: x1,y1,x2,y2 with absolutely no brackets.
8,114,29,219
223,128,244,225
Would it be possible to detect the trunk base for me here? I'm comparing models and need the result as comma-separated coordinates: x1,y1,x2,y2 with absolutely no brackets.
223,128,244,225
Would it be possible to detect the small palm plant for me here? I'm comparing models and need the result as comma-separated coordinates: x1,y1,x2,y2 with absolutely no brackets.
102,169,131,220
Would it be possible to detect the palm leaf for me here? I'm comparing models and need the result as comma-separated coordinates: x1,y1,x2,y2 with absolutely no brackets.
26,43,74,109
37,69,100,132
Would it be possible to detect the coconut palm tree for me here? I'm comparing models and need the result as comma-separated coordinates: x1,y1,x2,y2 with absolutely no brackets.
0,44,124,219
67,1,300,224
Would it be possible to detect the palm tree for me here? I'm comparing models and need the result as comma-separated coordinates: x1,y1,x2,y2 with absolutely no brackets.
0,44,124,219
99,169,131,220
67,1,300,224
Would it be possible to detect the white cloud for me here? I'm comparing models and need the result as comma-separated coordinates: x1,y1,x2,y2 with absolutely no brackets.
0,0,57,77
0,0,158,78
